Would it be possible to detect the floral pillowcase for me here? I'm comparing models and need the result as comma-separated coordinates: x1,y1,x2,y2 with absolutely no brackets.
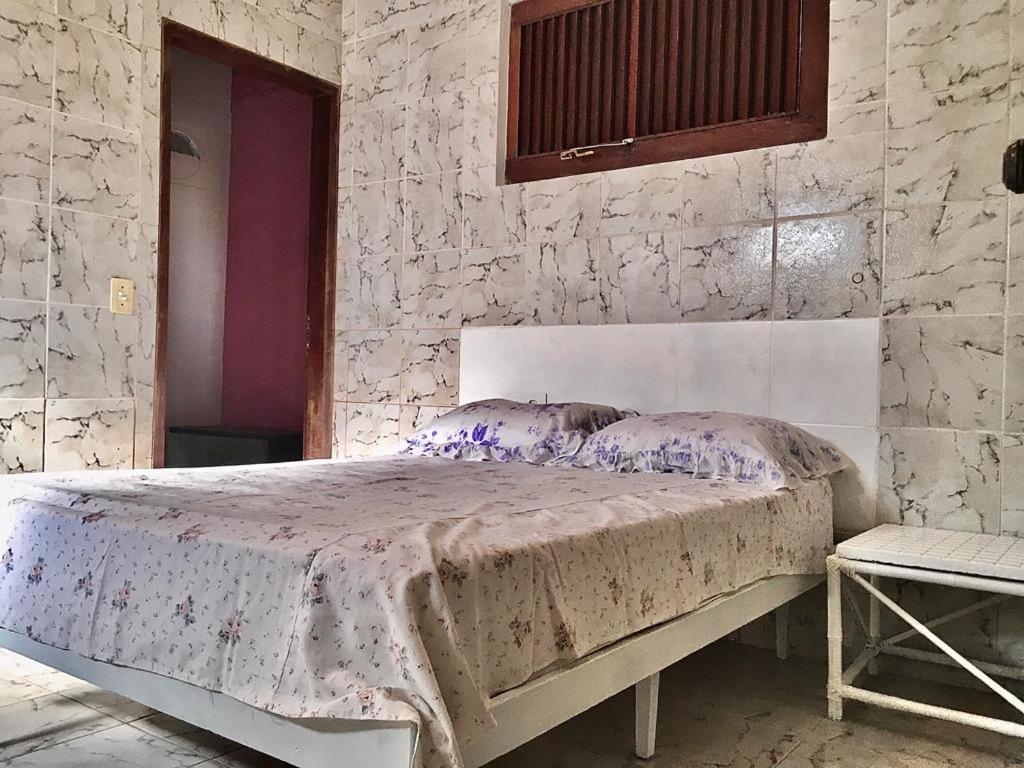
564,411,848,489
400,399,630,464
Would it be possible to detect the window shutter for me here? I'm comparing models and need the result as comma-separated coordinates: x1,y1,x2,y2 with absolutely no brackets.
509,0,636,159
505,0,828,184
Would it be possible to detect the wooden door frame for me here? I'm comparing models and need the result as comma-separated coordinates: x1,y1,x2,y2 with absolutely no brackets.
153,20,339,467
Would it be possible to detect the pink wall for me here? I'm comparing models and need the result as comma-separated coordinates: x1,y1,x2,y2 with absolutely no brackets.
220,72,313,431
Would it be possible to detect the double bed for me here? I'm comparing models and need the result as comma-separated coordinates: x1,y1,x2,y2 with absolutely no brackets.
0,454,833,768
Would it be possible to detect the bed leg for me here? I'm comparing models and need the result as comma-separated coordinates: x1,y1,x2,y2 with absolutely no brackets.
867,574,881,675
827,557,844,721
635,672,659,759
775,603,790,660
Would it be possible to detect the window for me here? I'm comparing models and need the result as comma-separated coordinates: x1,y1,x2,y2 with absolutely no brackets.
505,0,829,183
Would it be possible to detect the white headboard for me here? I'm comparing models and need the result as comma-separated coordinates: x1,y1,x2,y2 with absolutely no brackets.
460,319,880,534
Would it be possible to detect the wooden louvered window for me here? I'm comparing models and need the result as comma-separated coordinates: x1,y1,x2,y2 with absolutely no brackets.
505,0,829,183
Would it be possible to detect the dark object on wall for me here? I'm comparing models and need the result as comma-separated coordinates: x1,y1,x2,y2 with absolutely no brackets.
1005,139,1024,194
165,426,304,468
505,0,830,183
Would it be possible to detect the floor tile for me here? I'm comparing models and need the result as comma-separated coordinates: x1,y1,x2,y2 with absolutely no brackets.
0,672,49,709
59,684,155,723
0,694,120,760
0,723,208,767
131,714,239,761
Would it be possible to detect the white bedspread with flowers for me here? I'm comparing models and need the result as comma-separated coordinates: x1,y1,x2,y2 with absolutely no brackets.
0,457,832,768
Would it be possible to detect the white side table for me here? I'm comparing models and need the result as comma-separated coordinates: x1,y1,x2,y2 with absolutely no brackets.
827,524,1024,736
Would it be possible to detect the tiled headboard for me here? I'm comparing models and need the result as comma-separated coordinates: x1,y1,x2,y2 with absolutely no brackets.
460,319,881,535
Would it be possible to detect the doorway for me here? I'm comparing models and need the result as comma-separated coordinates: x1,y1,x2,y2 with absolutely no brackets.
154,22,338,468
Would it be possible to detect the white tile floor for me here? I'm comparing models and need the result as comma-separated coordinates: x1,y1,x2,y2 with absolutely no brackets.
1,642,1022,767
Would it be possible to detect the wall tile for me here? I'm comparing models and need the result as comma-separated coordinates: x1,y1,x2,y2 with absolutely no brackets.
345,401,399,456
600,231,680,325
332,330,348,402
50,209,143,306
59,0,142,39
0,398,43,473
880,315,1004,430
462,244,527,327
46,304,135,398
525,173,602,244
407,10,466,100
884,201,1007,317
401,249,461,328
347,328,400,402
399,403,449,440
52,113,139,218
341,251,401,330
1010,195,1024,314
0,199,48,302
466,0,498,87
355,0,455,38
887,83,1008,207
406,92,463,177
337,110,353,187
406,171,462,252
344,180,404,257
351,104,405,182
132,381,152,467
1003,434,1024,535
139,135,159,225
460,165,524,249
777,131,884,216
463,82,496,171
888,0,1008,97
775,213,881,320
828,100,886,138
1006,315,1024,432
44,397,134,471
678,224,773,322
878,428,1001,533
270,0,345,41
331,401,345,457
0,97,50,204
0,298,45,397
294,29,344,86
400,329,459,405
679,149,775,227
55,20,141,130
351,28,406,109
0,1,56,108
829,0,886,106
1015,0,1024,79
601,163,681,236
525,239,601,326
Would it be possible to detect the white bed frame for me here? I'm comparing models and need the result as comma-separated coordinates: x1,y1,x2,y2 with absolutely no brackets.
3,320,878,766
0,574,819,767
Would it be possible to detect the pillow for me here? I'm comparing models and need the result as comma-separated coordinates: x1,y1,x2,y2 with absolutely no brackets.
400,399,629,464
566,411,847,489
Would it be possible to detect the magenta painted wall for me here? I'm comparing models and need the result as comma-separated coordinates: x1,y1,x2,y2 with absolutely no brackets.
220,71,313,431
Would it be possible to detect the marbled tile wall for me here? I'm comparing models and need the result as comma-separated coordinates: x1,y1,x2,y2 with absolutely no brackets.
0,0,344,472
334,0,1024,661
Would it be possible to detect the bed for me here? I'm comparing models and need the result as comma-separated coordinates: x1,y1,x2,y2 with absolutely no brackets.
0,455,832,768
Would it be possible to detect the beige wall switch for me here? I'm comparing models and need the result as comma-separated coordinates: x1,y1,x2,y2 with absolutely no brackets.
110,277,135,315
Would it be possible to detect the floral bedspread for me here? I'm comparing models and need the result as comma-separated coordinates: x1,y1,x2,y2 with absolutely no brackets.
0,457,833,768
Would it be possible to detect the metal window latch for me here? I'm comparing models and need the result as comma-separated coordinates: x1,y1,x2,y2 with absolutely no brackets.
560,137,635,160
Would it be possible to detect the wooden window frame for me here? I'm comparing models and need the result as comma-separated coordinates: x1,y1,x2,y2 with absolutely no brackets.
505,0,829,184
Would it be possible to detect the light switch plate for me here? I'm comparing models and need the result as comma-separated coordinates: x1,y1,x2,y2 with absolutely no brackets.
109,277,134,315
